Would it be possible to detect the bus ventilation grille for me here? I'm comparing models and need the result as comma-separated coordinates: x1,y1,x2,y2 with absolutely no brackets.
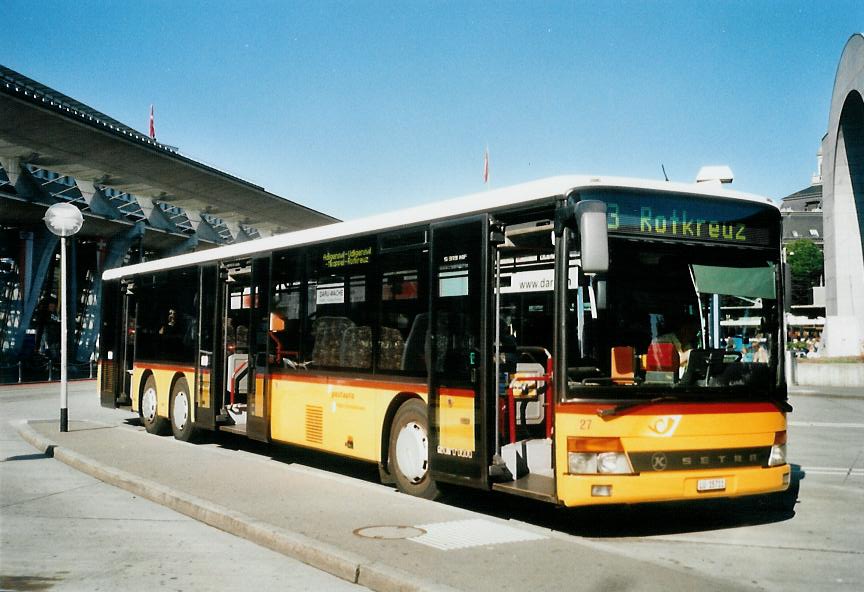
305,405,323,444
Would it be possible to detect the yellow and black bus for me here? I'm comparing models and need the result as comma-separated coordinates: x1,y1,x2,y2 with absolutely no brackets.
98,176,791,506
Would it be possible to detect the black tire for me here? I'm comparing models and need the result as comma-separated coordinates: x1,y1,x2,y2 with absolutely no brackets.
388,399,439,500
140,375,170,435
170,377,198,442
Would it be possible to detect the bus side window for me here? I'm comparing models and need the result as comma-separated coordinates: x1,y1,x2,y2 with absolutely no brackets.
306,240,374,371
379,246,426,376
270,251,304,369
401,313,429,372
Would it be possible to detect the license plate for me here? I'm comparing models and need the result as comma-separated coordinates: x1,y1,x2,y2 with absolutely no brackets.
697,478,726,492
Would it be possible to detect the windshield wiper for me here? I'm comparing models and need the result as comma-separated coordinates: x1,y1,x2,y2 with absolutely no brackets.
597,396,680,418
597,395,792,417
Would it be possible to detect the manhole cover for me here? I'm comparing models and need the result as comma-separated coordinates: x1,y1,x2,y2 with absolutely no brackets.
353,525,426,540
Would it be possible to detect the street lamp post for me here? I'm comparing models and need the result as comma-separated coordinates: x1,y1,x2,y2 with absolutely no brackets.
43,203,84,432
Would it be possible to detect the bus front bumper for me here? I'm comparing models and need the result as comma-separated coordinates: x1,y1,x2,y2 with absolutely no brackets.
557,464,790,507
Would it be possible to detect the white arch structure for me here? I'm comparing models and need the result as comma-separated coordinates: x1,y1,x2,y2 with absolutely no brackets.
822,33,864,356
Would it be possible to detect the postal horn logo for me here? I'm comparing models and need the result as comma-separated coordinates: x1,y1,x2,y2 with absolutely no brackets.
648,415,681,436
650,452,668,471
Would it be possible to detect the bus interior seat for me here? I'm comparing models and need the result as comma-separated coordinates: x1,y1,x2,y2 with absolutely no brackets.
340,325,372,369
568,359,603,383
643,342,680,383
312,316,355,367
378,326,404,371
646,342,679,372
680,349,727,386
611,346,636,384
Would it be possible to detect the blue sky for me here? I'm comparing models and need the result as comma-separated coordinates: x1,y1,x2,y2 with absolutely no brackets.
2,1,861,219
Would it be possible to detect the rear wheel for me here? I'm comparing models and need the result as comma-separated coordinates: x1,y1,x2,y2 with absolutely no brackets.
170,377,198,442
140,375,170,435
388,399,439,500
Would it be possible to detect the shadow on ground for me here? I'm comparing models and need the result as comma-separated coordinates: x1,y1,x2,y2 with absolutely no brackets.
443,471,801,539
194,428,804,538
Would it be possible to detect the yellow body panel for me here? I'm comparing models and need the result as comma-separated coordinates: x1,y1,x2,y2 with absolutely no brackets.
251,376,265,419
198,371,211,409
130,367,145,413
555,465,789,506
270,377,426,462
438,395,475,453
130,365,196,421
555,406,789,507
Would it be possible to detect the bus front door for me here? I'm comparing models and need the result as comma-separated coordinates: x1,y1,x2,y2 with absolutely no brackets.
428,216,492,489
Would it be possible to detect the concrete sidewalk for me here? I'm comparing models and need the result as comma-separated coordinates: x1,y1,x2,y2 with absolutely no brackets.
16,417,748,592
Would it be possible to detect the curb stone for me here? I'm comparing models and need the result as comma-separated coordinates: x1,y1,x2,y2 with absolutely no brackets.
14,420,460,592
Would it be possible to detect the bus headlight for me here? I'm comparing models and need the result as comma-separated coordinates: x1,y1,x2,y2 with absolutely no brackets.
768,430,787,467
568,453,598,474
598,452,632,474
567,437,634,475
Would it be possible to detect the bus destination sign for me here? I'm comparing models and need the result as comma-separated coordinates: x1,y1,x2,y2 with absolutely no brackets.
585,191,777,247
322,246,373,269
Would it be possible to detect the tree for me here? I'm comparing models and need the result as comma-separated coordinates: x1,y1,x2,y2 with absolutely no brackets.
786,239,824,306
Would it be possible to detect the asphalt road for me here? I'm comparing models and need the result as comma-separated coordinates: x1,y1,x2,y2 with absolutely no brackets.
2,382,861,591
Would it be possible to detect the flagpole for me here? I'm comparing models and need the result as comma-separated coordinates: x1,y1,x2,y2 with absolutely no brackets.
483,145,490,190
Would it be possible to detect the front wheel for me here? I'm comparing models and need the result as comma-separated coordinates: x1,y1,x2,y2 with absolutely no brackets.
388,399,439,500
140,375,170,435
170,377,198,442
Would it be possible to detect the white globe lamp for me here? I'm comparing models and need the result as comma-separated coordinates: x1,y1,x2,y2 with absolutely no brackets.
44,203,84,432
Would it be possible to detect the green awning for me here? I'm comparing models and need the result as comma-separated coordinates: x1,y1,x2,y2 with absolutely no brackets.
691,264,776,299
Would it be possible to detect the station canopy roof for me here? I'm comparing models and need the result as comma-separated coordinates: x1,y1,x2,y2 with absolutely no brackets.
0,65,337,242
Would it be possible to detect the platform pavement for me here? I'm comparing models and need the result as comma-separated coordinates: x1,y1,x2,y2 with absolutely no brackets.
14,411,752,592
1,383,360,592
789,384,864,400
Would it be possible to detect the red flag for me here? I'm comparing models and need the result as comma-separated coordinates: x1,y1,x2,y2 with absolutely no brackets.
149,105,155,139
483,147,489,184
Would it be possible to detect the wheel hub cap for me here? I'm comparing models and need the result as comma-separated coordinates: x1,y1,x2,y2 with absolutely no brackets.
142,388,157,422
173,391,188,430
395,421,428,483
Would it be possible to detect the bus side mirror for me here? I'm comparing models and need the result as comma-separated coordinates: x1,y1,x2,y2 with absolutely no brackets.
555,199,610,273
564,200,608,274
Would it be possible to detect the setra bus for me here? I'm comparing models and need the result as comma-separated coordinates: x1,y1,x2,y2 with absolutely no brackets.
98,176,791,506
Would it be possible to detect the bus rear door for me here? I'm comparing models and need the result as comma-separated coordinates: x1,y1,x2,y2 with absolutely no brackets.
99,279,127,407
193,264,219,431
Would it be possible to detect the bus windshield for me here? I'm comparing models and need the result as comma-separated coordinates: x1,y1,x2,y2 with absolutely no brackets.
570,241,781,399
